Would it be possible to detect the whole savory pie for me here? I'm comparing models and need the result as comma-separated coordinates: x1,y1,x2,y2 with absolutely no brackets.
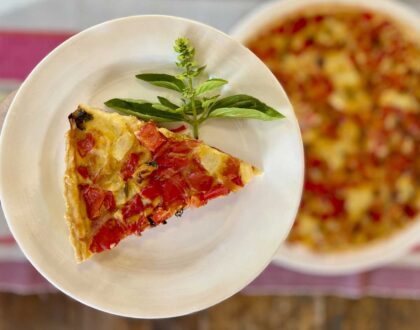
247,8,420,251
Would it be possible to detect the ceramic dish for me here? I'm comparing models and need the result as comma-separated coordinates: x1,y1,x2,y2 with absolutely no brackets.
0,16,303,316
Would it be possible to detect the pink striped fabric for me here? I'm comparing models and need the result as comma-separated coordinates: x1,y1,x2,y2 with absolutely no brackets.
0,30,73,80
1,30,420,297
0,262,54,294
0,30,73,293
0,236,15,245
245,265,420,298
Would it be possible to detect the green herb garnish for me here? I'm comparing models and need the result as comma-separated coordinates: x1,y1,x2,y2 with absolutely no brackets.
105,37,284,139
146,161,158,168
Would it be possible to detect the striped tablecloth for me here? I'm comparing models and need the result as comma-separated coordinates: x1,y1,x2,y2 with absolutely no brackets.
1,0,420,297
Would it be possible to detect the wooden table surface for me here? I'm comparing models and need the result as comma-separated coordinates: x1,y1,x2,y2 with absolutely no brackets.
2,292,420,330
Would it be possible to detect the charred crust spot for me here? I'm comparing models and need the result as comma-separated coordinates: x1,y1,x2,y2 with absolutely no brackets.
175,208,184,217
69,107,93,130
147,216,156,227
146,161,158,168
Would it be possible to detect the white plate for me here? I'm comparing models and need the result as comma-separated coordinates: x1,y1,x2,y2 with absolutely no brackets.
0,16,303,317
231,0,420,275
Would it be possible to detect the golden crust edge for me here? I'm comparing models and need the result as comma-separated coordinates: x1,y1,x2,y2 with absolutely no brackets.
64,129,92,262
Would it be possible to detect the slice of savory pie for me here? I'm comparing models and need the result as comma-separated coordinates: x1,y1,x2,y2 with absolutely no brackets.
64,104,260,261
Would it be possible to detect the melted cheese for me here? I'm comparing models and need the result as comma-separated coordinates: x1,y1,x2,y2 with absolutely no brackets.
344,185,375,221
379,89,418,112
240,163,259,185
196,145,226,177
396,175,415,203
314,18,348,46
324,52,361,89
112,132,134,161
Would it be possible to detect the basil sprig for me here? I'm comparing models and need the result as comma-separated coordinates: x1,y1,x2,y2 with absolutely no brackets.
105,38,284,139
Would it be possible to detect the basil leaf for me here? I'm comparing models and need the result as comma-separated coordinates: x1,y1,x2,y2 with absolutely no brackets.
151,103,175,112
105,98,184,122
208,107,283,120
193,65,206,77
136,73,185,92
196,78,228,96
210,94,259,108
184,100,204,115
157,96,179,110
210,94,284,119
201,94,220,110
